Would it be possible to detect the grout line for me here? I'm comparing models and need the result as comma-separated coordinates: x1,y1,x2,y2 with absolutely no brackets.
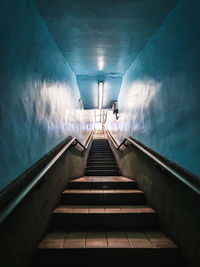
125,231,132,248
60,232,68,248
85,231,88,248
105,231,109,248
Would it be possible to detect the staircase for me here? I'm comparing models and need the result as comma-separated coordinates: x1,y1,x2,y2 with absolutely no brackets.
34,139,181,267
85,139,120,176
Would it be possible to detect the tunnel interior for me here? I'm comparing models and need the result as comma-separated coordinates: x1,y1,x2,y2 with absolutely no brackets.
0,1,200,267
1,0,200,192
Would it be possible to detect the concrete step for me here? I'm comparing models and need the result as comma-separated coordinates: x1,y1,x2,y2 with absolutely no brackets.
51,205,159,230
88,153,114,157
68,176,136,189
35,231,181,267
85,170,120,176
90,148,112,152
87,159,116,163
88,156,114,159
61,189,145,205
87,162,118,167
90,152,112,154
86,166,119,170
88,157,115,161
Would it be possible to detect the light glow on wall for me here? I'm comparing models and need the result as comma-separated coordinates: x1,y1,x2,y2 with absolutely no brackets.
126,79,161,110
98,57,104,71
98,82,103,109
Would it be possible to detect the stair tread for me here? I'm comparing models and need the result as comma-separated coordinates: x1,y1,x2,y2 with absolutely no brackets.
53,205,156,214
38,230,177,249
62,189,143,194
86,165,118,167
86,170,120,174
70,176,135,183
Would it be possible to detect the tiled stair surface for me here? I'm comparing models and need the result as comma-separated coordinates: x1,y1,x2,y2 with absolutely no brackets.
34,140,182,266
35,176,181,267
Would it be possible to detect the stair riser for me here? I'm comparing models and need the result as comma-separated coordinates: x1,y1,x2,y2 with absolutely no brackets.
68,182,136,189
61,193,145,205
51,213,159,230
91,146,111,150
87,160,116,163
87,158,115,161
87,163,117,167
85,171,120,176
88,156,114,159
35,249,181,267
87,160,116,164
89,155,113,157
86,166,119,170
90,150,112,152
90,149,112,152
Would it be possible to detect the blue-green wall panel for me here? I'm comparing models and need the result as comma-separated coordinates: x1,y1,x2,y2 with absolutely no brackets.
106,0,200,177
0,0,94,191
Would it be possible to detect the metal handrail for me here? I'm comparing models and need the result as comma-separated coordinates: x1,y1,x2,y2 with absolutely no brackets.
107,130,200,197
0,134,92,224
84,131,93,149
106,129,119,149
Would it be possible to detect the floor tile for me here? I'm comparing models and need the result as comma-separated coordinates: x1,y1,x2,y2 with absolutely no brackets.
107,232,127,241
73,206,89,213
53,206,74,213
86,241,107,248
108,241,130,248
126,232,147,240
62,241,85,248
44,232,67,241
66,232,86,241
89,208,105,213
38,240,63,249
129,239,153,248
105,207,121,213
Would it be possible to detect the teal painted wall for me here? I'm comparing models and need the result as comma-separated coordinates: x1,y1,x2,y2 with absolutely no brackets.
0,0,94,191
106,0,200,177
34,0,177,109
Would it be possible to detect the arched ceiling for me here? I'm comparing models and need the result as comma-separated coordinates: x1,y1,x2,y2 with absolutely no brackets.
34,0,177,109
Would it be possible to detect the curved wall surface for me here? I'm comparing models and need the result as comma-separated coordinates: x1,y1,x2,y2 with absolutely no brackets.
0,0,94,191
106,0,200,178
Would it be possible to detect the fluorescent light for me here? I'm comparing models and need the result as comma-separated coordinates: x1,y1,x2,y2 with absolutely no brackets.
98,57,104,71
98,82,103,109
98,61,104,71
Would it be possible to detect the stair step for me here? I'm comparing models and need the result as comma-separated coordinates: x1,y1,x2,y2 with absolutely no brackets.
51,205,159,230
85,170,120,176
89,151,113,155
87,163,117,167
90,152,112,154
88,155,115,160
68,176,136,189
90,150,112,152
87,159,115,162
88,156,114,159
61,189,145,205
89,152,113,154
86,166,119,170
35,231,181,267
87,159,117,165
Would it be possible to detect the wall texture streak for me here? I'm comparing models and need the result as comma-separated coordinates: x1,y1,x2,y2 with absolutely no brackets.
0,0,94,191
106,0,200,177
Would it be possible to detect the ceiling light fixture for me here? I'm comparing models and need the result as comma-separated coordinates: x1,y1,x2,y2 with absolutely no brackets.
98,57,104,71
98,82,103,109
